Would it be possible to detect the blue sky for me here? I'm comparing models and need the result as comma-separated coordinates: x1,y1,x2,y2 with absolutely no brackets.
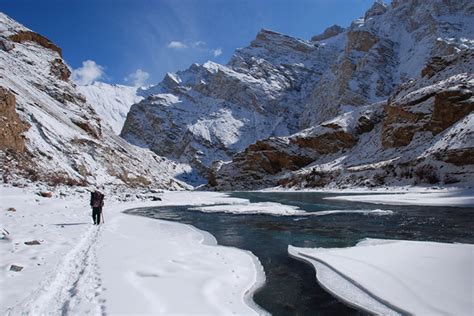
1,0,375,86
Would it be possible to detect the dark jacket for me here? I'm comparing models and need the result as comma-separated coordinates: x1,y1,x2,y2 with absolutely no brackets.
90,191,105,208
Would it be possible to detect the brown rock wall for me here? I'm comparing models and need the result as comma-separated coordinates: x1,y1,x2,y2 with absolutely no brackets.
0,87,30,153
9,31,62,56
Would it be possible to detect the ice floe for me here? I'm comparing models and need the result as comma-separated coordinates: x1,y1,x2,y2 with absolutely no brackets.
190,202,393,216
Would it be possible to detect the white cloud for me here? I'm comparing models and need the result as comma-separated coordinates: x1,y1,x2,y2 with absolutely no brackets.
125,69,150,87
192,41,206,48
72,60,104,85
166,40,221,57
167,41,188,49
212,48,223,57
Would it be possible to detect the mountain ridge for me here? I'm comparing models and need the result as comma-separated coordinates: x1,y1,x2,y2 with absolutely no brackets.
121,0,473,188
0,12,190,190
1,0,473,190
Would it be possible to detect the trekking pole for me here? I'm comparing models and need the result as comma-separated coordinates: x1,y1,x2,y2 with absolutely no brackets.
101,212,105,224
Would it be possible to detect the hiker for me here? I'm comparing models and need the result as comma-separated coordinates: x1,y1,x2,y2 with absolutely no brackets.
90,188,105,225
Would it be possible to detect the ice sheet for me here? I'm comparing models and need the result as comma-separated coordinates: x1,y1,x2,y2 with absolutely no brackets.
325,190,474,207
289,239,474,315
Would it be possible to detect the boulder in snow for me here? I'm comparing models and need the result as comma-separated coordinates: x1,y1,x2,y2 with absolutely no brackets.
24,240,41,245
9,265,23,272
39,191,53,198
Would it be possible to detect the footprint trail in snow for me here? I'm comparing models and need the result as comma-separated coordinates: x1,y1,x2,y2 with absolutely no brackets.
8,226,106,315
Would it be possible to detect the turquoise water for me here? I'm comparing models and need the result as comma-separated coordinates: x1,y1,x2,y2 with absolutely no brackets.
125,192,474,315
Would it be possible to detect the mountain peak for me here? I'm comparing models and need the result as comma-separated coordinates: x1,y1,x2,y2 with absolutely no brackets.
311,24,346,42
253,29,291,44
256,28,283,37
1,13,62,57
364,1,388,20
250,28,315,54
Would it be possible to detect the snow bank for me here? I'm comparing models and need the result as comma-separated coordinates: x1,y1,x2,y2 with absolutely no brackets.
99,204,265,315
289,239,474,315
0,188,266,315
325,189,474,207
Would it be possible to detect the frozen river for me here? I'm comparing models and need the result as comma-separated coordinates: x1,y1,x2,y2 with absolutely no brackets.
125,191,474,315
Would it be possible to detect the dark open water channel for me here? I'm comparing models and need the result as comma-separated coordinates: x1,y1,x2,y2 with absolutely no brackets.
125,191,474,315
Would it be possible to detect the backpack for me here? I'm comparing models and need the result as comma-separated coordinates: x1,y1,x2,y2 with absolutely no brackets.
91,191,104,208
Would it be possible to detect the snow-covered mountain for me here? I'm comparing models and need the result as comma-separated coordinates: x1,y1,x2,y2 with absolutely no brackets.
1,0,472,190
0,13,190,189
121,0,474,186
212,49,474,189
78,82,142,134
121,30,339,177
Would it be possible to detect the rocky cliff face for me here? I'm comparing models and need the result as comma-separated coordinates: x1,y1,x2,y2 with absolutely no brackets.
122,0,473,185
0,13,189,189
0,87,30,153
211,49,474,190
301,0,473,127
121,28,340,180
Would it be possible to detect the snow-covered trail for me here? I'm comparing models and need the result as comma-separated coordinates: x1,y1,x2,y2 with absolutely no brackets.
1,188,267,315
0,186,102,314
7,225,104,315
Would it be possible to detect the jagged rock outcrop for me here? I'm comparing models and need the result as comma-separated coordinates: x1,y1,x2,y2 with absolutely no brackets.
382,50,474,148
0,13,189,189
364,1,388,20
311,25,345,41
123,0,473,184
50,58,71,81
9,30,62,56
